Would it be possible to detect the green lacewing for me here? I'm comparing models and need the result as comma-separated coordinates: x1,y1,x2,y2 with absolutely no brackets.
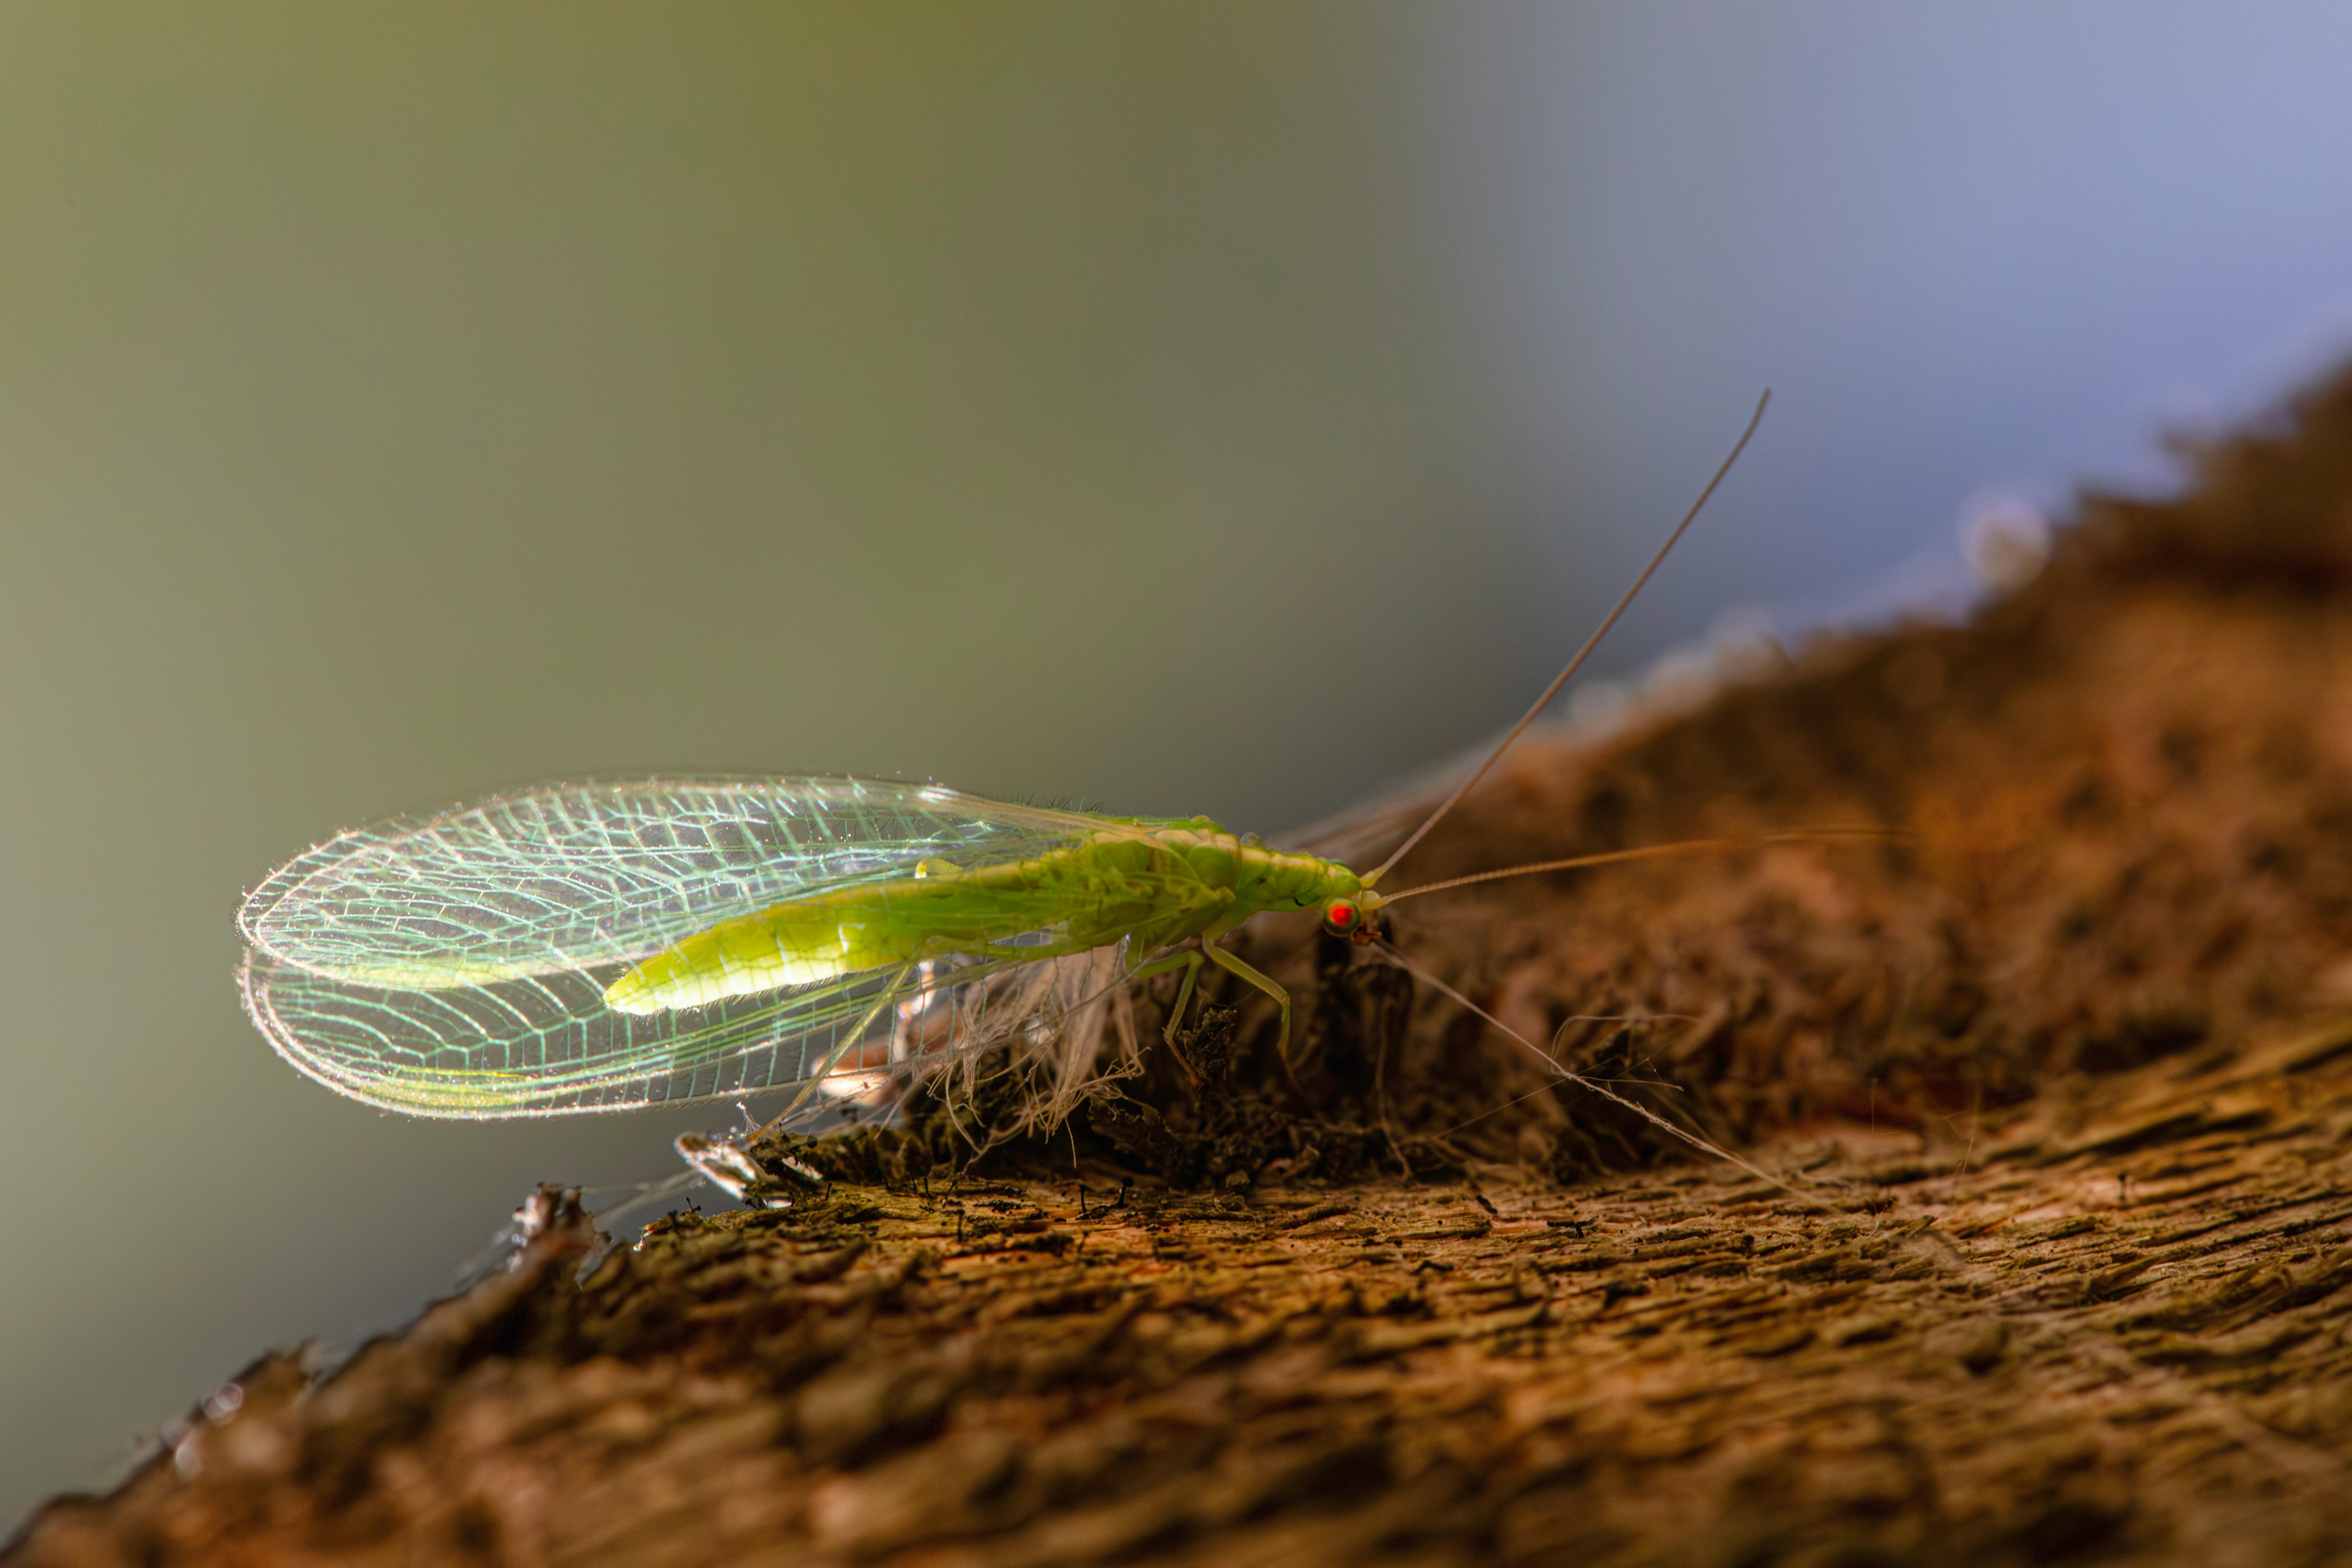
238,396,1783,1124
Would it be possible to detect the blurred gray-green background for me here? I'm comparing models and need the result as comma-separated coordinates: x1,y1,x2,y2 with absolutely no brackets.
8,2,2352,1526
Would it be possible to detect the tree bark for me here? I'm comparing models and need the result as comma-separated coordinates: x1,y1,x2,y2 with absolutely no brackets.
18,372,2352,1568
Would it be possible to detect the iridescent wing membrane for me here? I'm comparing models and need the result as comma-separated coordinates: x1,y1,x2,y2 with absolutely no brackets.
237,777,1111,1116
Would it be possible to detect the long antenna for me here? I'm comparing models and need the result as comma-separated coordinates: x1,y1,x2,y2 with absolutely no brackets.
1370,937,1808,1199
1372,827,1905,906
1361,389,1772,887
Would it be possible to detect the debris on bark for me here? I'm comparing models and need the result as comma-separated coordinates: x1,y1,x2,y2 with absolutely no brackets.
18,367,2352,1567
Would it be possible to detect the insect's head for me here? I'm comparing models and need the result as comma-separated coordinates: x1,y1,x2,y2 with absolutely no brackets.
1319,889,1387,945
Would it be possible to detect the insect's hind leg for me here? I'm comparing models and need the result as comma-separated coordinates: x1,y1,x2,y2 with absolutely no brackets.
745,962,917,1144
1200,942,1307,1107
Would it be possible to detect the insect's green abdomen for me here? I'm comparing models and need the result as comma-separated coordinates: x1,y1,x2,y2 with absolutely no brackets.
603,900,911,1013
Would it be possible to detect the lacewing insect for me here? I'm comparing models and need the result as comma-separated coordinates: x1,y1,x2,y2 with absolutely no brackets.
239,394,1803,1129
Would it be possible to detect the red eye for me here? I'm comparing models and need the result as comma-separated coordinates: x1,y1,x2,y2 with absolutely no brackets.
1322,899,1359,933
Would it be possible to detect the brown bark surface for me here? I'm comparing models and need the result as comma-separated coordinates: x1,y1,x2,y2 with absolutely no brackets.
19,373,2352,1567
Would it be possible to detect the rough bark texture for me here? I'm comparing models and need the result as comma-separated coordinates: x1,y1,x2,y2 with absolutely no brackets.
18,372,2352,1567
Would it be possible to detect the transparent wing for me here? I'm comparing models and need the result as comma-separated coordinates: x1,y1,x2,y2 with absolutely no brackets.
239,940,1042,1117
235,776,1125,1117
240,776,1108,988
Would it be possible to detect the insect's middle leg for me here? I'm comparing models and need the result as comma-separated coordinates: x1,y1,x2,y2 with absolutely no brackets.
1199,941,1307,1105
1126,946,1207,1085
1126,948,1206,1044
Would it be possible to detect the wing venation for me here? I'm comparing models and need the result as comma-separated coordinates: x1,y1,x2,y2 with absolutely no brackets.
235,776,1140,1117
240,776,1105,986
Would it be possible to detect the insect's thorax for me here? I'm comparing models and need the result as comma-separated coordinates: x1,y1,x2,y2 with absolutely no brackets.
1138,818,1362,923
